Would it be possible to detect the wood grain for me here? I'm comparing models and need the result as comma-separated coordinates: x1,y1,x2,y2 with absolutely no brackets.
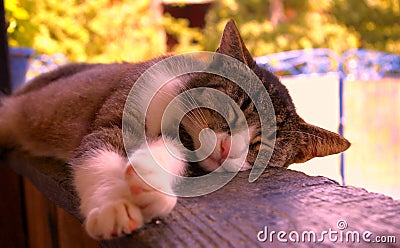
23,178,58,248
0,164,27,248
56,206,100,248
3,151,399,247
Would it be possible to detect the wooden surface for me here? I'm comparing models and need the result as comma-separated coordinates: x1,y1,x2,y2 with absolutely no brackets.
0,165,27,247
2,151,400,247
21,177,99,248
23,177,58,247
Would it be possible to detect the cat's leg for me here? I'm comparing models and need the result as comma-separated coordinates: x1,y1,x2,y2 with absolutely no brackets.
123,137,186,223
71,127,186,239
73,147,142,239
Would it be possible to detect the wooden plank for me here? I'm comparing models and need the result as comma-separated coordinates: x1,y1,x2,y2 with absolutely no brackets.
0,164,27,248
5,153,81,219
4,153,100,247
101,171,400,247
3,158,99,248
56,206,100,248
23,178,58,248
3,151,400,247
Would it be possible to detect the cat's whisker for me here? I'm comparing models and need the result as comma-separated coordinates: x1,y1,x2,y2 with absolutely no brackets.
154,89,207,131
155,89,207,130
179,84,208,125
184,112,207,130
156,89,197,114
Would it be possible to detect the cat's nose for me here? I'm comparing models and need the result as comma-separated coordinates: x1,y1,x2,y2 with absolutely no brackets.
220,137,231,160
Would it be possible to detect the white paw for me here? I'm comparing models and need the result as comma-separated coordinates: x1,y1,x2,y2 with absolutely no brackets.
84,165,177,240
80,141,183,240
124,165,177,223
85,200,143,239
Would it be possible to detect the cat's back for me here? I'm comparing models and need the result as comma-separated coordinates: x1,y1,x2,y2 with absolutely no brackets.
14,55,167,98
0,57,166,159
13,63,103,96
15,62,138,99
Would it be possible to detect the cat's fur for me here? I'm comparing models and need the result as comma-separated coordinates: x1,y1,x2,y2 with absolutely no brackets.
0,20,350,239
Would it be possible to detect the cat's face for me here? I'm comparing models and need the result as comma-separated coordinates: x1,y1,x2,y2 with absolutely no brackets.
181,20,350,172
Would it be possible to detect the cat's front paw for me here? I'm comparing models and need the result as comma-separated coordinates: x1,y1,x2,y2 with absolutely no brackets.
85,200,143,239
84,165,177,240
124,165,177,223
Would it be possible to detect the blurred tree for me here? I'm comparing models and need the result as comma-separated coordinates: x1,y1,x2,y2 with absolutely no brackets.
5,0,37,47
201,0,360,56
5,0,399,62
163,13,204,53
270,0,286,27
10,0,166,62
330,0,400,53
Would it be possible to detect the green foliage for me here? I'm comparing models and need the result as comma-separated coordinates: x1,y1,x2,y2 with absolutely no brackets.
200,0,399,55
7,0,166,62
5,0,37,47
330,0,400,53
201,0,360,56
5,0,399,62
163,13,204,54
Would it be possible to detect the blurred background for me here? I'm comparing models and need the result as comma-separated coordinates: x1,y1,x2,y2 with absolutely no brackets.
7,0,399,61
5,0,400,200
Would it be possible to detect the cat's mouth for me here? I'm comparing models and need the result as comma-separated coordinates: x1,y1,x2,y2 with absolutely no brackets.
198,131,251,172
201,157,223,171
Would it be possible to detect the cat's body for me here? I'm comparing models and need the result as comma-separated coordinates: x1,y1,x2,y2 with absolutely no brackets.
0,20,350,239
0,61,160,159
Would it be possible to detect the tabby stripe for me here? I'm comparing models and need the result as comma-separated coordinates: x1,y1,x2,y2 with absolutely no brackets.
250,135,261,144
260,141,274,150
240,97,252,111
205,84,224,90
250,141,261,149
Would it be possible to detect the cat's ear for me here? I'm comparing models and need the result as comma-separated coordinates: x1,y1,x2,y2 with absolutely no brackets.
216,19,255,67
293,123,351,163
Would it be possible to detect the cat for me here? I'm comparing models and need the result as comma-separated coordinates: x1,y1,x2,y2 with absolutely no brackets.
0,20,350,239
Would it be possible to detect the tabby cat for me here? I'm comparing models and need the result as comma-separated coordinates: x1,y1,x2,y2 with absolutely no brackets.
0,20,350,239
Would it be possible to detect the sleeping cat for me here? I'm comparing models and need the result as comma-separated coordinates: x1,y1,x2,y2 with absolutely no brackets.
0,20,350,239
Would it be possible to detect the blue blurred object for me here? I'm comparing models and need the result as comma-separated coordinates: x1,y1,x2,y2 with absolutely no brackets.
255,48,339,76
340,49,400,81
9,47,35,91
26,53,68,81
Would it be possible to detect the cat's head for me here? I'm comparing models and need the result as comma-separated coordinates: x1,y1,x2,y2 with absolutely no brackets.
181,20,350,172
